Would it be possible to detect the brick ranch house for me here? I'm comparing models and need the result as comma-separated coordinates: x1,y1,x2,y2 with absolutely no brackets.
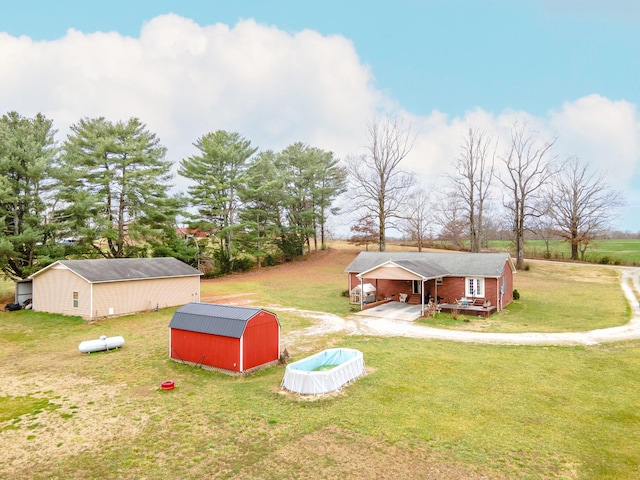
345,251,516,316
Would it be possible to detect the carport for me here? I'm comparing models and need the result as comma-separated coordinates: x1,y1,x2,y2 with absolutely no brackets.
355,260,449,316
356,301,423,321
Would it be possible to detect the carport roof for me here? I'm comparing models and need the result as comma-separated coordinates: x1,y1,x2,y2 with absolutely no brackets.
356,260,448,281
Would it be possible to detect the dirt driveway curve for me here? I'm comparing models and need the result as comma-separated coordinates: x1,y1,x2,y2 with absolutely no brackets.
279,266,640,347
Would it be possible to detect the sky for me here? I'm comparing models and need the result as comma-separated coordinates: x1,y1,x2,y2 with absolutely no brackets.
1,0,639,233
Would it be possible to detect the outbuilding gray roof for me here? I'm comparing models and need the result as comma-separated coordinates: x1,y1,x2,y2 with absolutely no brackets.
30,257,202,283
169,303,274,338
345,251,515,279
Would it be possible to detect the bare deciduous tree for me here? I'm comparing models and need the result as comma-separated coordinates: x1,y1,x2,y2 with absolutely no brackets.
433,190,467,249
347,116,415,251
403,187,432,251
449,127,496,252
497,122,559,269
530,200,558,259
549,157,623,261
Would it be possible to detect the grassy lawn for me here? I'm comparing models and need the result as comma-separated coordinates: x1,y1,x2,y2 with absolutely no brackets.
1,247,640,478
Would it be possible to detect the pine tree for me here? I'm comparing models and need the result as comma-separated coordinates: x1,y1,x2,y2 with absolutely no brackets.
179,130,257,267
0,111,57,279
57,117,176,258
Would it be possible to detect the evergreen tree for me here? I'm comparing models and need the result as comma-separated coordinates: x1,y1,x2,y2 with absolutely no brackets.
57,117,176,258
0,111,57,279
307,148,347,250
275,143,318,257
237,150,283,267
179,131,257,267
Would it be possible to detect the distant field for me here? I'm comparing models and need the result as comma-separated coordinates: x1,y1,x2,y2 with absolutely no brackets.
487,239,640,265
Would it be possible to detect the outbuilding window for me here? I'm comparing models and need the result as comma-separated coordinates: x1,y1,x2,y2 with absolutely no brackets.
72,291,79,308
466,278,484,298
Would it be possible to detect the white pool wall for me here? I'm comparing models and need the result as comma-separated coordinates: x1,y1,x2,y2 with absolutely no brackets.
281,348,365,395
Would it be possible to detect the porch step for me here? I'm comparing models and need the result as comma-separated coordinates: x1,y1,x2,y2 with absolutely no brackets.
407,295,421,305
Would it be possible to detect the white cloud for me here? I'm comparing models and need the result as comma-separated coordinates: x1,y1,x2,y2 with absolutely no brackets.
549,95,640,180
0,14,378,163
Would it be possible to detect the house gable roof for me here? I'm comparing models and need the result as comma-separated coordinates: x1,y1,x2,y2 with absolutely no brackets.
357,260,449,281
169,303,275,338
345,251,515,279
29,257,202,283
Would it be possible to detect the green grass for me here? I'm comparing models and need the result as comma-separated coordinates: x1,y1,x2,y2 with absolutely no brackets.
0,395,60,426
1,248,640,478
488,238,640,265
2,313,640,478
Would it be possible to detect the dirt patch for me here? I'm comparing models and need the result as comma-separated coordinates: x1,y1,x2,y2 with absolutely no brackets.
0,373,142,476
234,424,498,479
199,292,258,305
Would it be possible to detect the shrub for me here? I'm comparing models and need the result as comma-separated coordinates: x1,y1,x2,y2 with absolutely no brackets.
233,256,254,272
341,290,350,297
264,254,277,267
513,289,520,300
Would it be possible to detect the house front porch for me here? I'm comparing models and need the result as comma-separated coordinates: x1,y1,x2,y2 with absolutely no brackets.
438,302,497,318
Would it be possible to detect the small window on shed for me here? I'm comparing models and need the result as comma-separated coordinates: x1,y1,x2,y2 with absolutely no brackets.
72,291,79,308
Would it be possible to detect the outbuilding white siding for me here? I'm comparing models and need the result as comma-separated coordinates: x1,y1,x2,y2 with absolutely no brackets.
29,258,202,320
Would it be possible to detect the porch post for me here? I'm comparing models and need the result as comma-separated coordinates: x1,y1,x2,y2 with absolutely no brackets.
360,277,364,310
434,280,438,307
421,279,425,316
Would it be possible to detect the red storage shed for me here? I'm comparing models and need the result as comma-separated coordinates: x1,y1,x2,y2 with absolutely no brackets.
168,303,280,374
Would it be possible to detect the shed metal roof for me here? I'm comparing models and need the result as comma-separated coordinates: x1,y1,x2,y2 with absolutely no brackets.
345,252,515,278
169,303,270,338
29,257,202,283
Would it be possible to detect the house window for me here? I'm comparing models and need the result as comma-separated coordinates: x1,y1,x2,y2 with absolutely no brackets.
412,280,422,294
72,291,79,308
466,278,484,298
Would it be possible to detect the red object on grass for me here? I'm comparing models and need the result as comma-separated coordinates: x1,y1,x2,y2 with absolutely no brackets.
161,380,175,390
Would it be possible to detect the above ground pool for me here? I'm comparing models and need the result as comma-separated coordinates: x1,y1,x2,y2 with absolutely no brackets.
281,348,365,395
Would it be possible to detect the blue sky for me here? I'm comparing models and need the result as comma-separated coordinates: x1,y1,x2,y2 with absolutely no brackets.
4,0,639,117
1,1,639,232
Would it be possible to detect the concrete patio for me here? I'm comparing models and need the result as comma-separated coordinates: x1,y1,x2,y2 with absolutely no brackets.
356,301,423,321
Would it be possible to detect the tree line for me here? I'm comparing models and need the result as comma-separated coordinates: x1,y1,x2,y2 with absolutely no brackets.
0,112,346,280
0,110,624,280
346,117,624,269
